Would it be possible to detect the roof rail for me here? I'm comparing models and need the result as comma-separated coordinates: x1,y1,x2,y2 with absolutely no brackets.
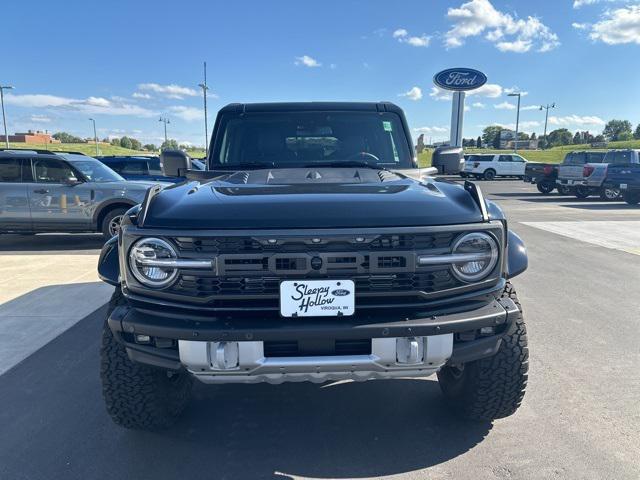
0,148,88,156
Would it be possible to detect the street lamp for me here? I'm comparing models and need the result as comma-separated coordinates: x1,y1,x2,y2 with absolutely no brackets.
88,118,98,156
540,103,556,149
0,85,15,149
198,61,209,156
507,92,521,153
159,116,170,144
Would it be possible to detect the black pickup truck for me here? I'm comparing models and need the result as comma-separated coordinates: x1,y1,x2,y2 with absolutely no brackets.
523,162,561,194
97,102,529,430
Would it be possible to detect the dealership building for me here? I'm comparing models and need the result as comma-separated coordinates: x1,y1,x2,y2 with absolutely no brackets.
0,130,60,144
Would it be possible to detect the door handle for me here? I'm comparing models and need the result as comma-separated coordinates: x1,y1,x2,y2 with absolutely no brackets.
33,188,49,194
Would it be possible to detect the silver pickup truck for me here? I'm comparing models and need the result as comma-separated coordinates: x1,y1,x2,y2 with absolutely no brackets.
0,149,167,238
556,151,619,199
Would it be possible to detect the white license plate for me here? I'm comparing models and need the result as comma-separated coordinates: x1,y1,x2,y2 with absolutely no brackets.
620,183,628,189
280,280,355,317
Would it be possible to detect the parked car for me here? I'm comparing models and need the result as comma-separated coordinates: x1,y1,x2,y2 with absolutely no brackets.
95,155,182,183
0,149,168,238
602,149,640,205
97,101,529,431
523,162,558,194
556,151,610,199
462,153,527,180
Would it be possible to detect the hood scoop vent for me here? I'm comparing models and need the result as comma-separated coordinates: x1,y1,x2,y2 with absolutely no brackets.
306,170,323,180
224,171,250,184
378,170,398,182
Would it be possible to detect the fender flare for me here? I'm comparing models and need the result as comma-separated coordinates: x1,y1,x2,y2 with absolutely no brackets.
98,235,120,286
506,230,528,279
93,199,137,226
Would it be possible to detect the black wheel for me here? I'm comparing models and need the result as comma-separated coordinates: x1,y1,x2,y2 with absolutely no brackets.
536,180,555,194
437,282,528,421
100,288,193,430
557,184,572,196
483,169,496,181
599,187,620,201
574,186,590,199
100,207,128,239
623,191,640,205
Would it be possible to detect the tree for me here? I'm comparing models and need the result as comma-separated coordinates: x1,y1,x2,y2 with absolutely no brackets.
573,132,582,144
110,138,120,146
547,128,573,147
482,126,503,149
530,132,537,140
593,134,605,143
161,139,179,150
476,136,482,148
603,119,632,141
52,132,84,143
119,136,133,149
130,138,142,151
634,124,640,140
143,143,157,151
415,134,425,154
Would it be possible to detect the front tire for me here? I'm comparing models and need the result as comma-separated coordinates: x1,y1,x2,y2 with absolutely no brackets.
574,186,590,199
100,288,193,430
623,191,640,205
437,283,528,421
600,187,620,201
536,180,555,194
100,207,127,239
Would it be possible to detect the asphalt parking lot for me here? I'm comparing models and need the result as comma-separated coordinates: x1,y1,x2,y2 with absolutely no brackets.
0,179,639,480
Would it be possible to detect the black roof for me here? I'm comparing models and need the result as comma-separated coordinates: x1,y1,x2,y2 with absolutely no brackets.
219,101,404,114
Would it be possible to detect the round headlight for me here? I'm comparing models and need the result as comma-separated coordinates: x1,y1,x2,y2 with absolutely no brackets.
128,238,178,288
451,232,499,282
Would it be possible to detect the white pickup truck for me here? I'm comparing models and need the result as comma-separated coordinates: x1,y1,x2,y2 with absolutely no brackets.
462,153,527,180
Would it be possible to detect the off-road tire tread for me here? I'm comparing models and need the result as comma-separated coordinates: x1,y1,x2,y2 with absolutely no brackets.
100,288,193,430
438,282,528,421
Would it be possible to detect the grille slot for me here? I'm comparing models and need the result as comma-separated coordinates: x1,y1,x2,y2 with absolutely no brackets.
263,339,371,357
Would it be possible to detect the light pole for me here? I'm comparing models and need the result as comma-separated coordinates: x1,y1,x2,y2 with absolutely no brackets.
507,92,521,152
89,118,98,156
540,103,556,149
198,61,209,155
0,85,15,148
159,116,170,145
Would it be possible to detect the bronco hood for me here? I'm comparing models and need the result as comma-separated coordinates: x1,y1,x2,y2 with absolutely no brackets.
140,168,484,229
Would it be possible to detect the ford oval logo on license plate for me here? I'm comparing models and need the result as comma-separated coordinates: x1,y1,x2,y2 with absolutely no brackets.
434,68,487,91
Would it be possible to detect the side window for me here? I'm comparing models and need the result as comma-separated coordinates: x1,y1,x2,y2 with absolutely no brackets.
498,155,512,162
0,158,22,182
587,152,604,164
107,161,124,174
147,158,162,174
511,155,525,162
614,151,631,164
120,161,148,175
33,158,76,183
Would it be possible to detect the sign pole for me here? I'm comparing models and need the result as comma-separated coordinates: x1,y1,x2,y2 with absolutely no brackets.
450,91,465,148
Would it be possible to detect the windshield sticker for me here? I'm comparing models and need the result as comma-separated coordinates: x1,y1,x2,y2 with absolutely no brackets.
383,121,393,132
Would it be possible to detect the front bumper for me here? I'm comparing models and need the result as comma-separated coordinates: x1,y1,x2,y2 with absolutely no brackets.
108,291,520,383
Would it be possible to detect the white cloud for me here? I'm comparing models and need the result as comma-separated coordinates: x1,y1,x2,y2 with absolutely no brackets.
138,83,198,99
492,120,541,131
429,82,503,101
521,105,540,111
413,126,449,134
294,55,322,67
330,63,338,69
399,86,423,101
132,92,152,99
29,114,51,123
472,102,486,108
548,115,605,127
573,0,602,8
392,27,431,47
572,22,589,30
169,106,203,122
494,101,516,110
4,93,158,117
445,0,559,53
504,87,528,96
589,5,640,45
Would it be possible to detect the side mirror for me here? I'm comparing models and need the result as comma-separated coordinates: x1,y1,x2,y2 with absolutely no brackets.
161,149,192,177
65,177,82,186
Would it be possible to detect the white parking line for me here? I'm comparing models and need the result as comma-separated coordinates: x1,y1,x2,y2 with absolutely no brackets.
521,221,640,256
0,255,111,375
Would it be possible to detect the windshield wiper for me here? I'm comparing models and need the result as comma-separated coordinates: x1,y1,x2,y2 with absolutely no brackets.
303,161,390,171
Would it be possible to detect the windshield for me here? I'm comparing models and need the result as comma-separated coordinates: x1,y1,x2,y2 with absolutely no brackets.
67,157,125,182
211,111,413,169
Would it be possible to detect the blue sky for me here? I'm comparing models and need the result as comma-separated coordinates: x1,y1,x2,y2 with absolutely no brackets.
3,0,640,147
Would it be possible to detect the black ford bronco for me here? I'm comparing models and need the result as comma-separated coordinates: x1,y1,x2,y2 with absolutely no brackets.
98,102,529,430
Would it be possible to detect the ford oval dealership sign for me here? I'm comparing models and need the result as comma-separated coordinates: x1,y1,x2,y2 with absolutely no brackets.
433,68,487,91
